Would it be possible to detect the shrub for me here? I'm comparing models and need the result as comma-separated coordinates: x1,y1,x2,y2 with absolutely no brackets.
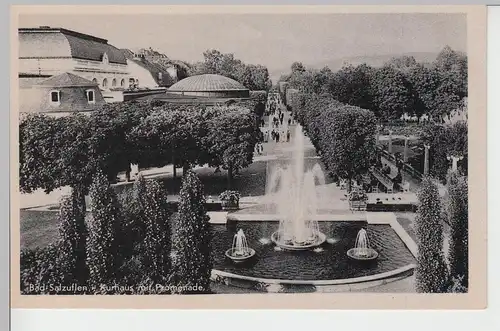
58,187,88,285
415,177,449,293
249,90,268,104
86,170,123,291
117,175,147,257
20,242,73,294
142,178,172,283
446,172,468,289
170,170,212,294
447,275,468,293
219,190,240,204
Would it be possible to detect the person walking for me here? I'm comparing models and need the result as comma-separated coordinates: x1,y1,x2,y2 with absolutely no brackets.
286,129,291,142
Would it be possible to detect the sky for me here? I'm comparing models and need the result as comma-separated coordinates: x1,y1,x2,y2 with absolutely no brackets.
19,13,466,80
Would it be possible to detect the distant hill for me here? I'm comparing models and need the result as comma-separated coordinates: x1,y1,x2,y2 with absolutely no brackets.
269,51,440,82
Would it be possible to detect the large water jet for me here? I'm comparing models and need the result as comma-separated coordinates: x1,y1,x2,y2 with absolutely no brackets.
267,125,327,250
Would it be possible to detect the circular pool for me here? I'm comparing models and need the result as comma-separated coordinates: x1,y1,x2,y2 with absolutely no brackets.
211,221,415,281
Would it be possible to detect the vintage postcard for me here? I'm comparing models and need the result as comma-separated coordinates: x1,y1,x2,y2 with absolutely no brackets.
10,5,487,309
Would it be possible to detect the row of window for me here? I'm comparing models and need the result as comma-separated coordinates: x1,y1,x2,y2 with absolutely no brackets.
50,89,95,105
91,78,139,88
48,77,141,106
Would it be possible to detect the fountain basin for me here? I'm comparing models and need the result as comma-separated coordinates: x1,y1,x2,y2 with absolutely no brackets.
212,221,416,282
270,231,326,251
225,247,256,263
347,247,379,261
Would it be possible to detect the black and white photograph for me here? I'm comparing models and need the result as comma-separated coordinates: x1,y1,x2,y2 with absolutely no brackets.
11,5,485,308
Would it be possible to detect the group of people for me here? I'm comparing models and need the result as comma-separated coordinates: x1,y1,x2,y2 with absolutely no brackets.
253,94,296,157
268,128,291,143
254,142,264,155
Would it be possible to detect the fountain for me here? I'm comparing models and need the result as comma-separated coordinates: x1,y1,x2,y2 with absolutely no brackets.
347,228,379,260
267,125,327,250
225,229,256,263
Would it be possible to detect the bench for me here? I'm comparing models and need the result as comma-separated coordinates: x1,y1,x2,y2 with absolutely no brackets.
396,181,410,193
370,167,394,194
349,200,367,212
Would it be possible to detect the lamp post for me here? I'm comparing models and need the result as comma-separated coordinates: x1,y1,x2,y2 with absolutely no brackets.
447,155,464,173
423,144,431,175
388,130,393,154
403,135,409,163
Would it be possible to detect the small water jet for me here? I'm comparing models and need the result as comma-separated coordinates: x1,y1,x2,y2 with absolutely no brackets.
225,229,256,263
259,238,271,245
326,238,339,245
347,228,379,261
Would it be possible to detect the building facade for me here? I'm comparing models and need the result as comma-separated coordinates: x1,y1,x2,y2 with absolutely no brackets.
20,72,106,117
19,27,131,101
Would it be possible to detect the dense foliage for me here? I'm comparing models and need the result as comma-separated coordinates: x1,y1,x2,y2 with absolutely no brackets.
291,92,377,188
414,178,449,293
86,170,123,292
20,172,182,294
19,101,261,193
141,177,173,284
281,46,467,122
170,170,213,294
58,187,88,285
204,106,262,188
421,121,468,182
188,49,272,91
446,172,469,289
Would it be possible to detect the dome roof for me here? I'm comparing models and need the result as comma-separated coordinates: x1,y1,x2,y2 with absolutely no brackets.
169,74,248,92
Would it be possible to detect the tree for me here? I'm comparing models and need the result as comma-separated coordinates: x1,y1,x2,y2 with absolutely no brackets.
141,178,172,284
421,121,468,182
248,64,272,91
330,64,376,111
19,114,63,194
432,46,468,118
19,102,153,196
170,170,212,294
117,173,148,258
86,170,123,291
387,55,418,74
372,65,413,120
190,49,272,91
407,64,440,117
291,61,306,73
446,172,468,289
205,106,261,188
58,187,88,285
318,105,377,191
415,177,449,293
132,106,206,176
19,113,93,194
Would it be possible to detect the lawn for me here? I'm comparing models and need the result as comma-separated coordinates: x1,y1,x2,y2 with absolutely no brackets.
20,210,65,250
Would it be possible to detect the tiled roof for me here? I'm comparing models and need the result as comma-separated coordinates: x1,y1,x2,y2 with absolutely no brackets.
19,27,127,65
37,72,98,88
169,74,248,92
122,50,175,87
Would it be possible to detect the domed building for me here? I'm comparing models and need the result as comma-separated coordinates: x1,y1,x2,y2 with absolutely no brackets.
168,74,250,99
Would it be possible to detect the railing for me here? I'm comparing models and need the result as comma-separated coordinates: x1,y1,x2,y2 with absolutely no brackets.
376,146,423,182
